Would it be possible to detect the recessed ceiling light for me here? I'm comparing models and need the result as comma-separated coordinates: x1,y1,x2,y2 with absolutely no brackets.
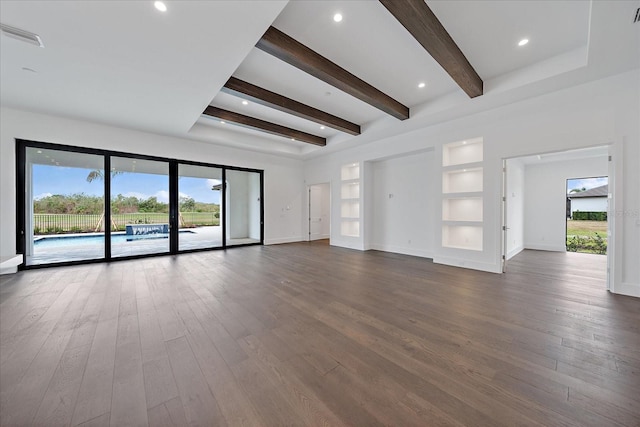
154,1,167,12
291,138,295,141
320,126,325,130
462,141,467,145
220,121,225,124
518,38,529,47
242,100,248,106
333,13,343,22
37,150,42,154
418,82,426,88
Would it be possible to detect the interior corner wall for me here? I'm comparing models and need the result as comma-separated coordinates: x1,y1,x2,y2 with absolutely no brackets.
506,158,525,259
0,107,306,260
370,151,435,258
304,69,639,296
523,156,608,252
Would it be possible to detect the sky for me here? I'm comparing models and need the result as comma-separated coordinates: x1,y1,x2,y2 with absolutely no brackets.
566,176,608,194
33,165,221,204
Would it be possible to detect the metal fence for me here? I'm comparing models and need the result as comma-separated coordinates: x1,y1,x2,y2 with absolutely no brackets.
33,212,219,234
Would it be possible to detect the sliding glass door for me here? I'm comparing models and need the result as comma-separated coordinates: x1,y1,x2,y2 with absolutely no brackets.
178,164,223,251
110,157,170,258
18,140,263,268
25,147,105,266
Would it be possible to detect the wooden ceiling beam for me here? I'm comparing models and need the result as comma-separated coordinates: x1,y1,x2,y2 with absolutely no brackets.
379,0,483,98
202,106,326,146
222,77,361,135
256,26,409,120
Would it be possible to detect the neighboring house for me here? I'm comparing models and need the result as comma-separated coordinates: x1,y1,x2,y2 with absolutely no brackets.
567,185,608,218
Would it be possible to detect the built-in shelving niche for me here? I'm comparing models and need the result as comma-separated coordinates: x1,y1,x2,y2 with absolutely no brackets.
442,139,483,251
340,163,360,237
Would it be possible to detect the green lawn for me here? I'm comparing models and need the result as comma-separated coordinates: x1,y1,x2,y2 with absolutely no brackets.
566,220,607,254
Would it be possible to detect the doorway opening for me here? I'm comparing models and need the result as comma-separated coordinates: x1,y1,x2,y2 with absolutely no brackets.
308,183,330,242
502,145,612,289
566,176,608,255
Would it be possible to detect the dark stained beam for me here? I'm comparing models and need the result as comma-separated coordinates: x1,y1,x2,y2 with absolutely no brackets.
256,26,409,120
202,106,326,146
222,77,361,135
379,0,483,98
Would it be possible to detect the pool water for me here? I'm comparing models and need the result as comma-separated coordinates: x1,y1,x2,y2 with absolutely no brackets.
34,231,193,248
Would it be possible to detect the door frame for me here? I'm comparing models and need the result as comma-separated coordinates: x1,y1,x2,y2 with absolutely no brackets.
307,182,331,242
501,143,616,291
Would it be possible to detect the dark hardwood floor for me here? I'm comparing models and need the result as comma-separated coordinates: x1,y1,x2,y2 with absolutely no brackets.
1,242,638,426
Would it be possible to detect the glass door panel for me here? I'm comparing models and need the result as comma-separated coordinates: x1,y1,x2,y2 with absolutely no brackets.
178,164,223,250
110,157,169,257
225,170,261,246
26,147,105,265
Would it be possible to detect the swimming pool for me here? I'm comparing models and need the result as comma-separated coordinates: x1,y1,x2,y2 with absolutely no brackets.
34,231,194,248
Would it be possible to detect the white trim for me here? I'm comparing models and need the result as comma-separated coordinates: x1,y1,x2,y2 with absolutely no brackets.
368,243,433,259
309,233,330,241
612,282,640,298
264,236,303,245
0,255,22,275
523,243,566,252
507,246,524,260
330,239,363,251
432,256,502,273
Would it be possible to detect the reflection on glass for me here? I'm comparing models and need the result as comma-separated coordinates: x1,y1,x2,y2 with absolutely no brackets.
178,164,223,251
26,147,105,265
225,170,261,246
110,157,169,257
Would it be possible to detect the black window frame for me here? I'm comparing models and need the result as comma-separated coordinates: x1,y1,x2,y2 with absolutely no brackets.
16,138,264,270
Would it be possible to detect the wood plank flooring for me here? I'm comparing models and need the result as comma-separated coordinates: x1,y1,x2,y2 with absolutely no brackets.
1,242,639,426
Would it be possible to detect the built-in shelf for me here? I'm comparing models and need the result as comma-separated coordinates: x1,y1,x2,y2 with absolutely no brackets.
340,163,361,238
341,220,360,237
341,199,360,218
441,139,483,251
341,163,360,181
443,167,483,194
442,197,483,222
442,138,483,167
442,225,483,251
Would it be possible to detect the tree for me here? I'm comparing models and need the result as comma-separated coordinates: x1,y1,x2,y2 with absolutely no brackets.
569,187,587,193
86,169,124,230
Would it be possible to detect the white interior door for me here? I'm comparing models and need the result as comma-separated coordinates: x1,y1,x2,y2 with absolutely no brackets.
309,183,330,241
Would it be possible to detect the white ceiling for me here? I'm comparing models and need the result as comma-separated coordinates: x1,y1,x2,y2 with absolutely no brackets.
1,0,638,159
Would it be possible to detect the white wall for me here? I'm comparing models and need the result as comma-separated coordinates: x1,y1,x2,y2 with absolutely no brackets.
304,69,640,297
369,151,435,258
523,157,608,252
0,107,305,263
506,158,525,259
571,197,608,215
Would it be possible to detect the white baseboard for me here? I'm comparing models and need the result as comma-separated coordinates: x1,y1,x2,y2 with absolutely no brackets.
432,256,502,274
0,255,22,275
368,243,433,259
0,266,18,275
309,233,330,241
264,236,304,245
613,282,640,298
507,245,524,260
330,239,364,251
524,243,566,252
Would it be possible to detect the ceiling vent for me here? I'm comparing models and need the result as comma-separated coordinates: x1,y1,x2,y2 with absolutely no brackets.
0,23,44,47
